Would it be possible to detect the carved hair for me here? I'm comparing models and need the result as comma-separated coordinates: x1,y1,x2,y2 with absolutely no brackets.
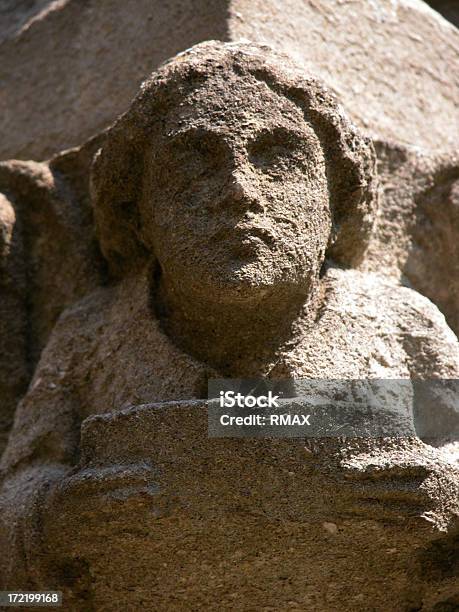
91,41,378,278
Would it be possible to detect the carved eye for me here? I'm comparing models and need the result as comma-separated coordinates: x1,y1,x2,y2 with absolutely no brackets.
247,127,309,175
170,129,223,178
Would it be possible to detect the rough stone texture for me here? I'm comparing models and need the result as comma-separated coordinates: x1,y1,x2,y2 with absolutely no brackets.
0,0,52,44
365,142,459,336
4,0,459,349
0,144,104,454
228,0,459,152
0,0,230,161
1,0,459,161
15,402,458,610
2,0,457,347
0,192,28,454
1,42,458,609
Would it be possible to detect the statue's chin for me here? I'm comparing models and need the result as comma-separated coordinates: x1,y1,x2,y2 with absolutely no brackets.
184,260,308,304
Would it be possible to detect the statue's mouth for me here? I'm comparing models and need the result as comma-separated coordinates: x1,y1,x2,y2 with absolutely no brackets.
234,223,276,248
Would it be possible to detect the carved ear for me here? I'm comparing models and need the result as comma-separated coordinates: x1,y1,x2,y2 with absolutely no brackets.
90,123,149,279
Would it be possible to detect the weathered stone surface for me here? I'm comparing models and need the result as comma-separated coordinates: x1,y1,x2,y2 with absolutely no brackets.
1,0,459,161
229,0,459,152
32,402,459,610
365,142,459,336
0,0,229,161
1,42,458,609
0,146,104,453
4,1,458,364
0,192,28,453
0,0,51,45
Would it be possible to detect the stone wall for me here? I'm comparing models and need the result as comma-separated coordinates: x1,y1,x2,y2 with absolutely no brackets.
1,0,459,160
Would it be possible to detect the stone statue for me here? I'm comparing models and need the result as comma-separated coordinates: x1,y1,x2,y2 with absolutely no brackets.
1,42,458,610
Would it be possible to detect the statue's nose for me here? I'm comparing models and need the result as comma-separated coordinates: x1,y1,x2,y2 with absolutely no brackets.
224,170,263,213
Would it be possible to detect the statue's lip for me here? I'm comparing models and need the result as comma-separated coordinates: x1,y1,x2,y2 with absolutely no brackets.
233,223,276,246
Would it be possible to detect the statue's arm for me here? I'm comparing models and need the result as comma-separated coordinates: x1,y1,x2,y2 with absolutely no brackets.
0,287,156,587
312,285,459,530
400,288,459,444
0,302,87,588
400,287,459,379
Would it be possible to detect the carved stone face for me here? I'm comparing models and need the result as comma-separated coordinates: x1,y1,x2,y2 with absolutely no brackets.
141,75,331,299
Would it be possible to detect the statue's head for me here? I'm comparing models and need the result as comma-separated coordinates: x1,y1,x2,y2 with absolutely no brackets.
91,41,377,300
